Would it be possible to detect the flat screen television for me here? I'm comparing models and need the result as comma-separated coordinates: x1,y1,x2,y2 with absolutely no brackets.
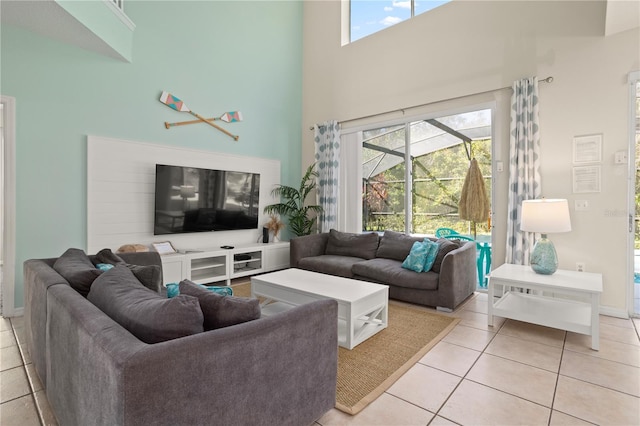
154,164,260,235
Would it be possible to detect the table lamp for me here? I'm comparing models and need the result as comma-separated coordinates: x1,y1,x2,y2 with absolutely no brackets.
520,199,572,275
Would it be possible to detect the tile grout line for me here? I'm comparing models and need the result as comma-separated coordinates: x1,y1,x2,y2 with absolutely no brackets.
10,318,46,426
547,329,567,425
427,305,506,425
381,293,490,425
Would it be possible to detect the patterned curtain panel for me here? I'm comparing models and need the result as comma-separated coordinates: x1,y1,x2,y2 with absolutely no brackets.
314,120,341,232
506,77,542,264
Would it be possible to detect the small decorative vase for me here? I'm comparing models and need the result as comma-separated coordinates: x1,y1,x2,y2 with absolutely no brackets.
273,234,280,243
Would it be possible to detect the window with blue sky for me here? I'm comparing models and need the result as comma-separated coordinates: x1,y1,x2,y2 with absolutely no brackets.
350,0,451,42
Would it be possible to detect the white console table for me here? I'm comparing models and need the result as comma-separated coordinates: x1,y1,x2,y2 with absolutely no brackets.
160,241,290,286
488,264,602,350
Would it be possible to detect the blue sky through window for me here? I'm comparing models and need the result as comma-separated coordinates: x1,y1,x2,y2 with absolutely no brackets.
351,0,450,42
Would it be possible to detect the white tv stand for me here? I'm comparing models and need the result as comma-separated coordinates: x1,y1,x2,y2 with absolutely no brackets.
160,241,290,286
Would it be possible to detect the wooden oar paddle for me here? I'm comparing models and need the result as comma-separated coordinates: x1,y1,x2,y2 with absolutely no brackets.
164,111,243,129
159,91,239,141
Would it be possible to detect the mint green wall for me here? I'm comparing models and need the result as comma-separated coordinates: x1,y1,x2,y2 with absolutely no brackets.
1,1,303,308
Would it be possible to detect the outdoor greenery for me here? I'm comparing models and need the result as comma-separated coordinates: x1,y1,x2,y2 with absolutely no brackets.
264,163,323,237
363,137,492,237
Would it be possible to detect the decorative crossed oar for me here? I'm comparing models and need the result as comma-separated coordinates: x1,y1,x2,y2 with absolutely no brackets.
159,91,239,141
164,111,243,129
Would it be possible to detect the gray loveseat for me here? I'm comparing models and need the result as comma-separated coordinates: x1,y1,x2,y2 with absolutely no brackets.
24,250,338,426
291,230,477,311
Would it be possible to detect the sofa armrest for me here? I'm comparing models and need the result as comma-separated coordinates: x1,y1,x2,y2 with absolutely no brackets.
290,233,329,267
45,283,337,426
124,299,338,426
437,241,477,311
23,259,69,388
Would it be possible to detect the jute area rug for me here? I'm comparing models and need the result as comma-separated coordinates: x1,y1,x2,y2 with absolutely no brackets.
231,281,459,415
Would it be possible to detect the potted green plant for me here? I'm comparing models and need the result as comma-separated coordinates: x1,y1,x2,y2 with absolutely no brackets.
264,164,323,237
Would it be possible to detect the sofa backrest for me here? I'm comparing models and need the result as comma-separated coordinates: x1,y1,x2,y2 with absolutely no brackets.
375,230,426,261
325,229,380,259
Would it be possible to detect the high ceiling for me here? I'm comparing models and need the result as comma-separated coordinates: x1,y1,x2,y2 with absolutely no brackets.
0,1,637,61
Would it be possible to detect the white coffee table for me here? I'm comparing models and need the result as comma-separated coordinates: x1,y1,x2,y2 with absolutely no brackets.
251,268,389,350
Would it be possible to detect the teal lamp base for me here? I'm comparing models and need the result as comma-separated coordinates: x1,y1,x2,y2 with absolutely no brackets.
530,235,558,275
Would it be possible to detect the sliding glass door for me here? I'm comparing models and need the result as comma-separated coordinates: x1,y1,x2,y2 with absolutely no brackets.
362,109,492,238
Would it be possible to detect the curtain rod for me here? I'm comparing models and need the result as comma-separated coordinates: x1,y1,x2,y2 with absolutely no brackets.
310,76,554,130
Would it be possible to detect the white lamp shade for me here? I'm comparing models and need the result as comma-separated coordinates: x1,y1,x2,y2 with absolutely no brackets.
520,199,572,234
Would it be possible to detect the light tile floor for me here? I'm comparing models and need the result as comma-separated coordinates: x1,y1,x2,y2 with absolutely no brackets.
315,293,640,426
2,292,639,426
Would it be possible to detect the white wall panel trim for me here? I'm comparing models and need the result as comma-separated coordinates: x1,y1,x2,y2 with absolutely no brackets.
87,135,280,254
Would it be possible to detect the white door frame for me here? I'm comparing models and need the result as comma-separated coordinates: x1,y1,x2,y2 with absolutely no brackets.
1,95,16,317
627,71,639,317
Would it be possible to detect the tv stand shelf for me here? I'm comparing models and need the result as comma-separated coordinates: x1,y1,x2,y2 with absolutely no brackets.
160,242,290,286
188,251,228,285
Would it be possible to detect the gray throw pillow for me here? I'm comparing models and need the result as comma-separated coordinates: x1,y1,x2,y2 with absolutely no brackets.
95,248,162,293
53,248,102,297
179,280,260,330
431,238,461,273
376,230,426,261
325,229,379,260
88,265,203,344
94,248,125,264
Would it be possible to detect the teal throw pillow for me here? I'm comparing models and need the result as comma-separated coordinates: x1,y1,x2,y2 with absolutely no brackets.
422,239,440,272
401,241,430,273
166,283,233,298
200,285,234,296
96,263,114,272
166,282,180,298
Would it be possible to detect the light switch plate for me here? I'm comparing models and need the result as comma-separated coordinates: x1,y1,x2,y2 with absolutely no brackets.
575,200,589,211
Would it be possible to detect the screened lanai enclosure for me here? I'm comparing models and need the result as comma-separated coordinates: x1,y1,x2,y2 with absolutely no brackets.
362,109,492,237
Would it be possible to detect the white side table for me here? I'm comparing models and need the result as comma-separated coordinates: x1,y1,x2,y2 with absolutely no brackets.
488,264,603,350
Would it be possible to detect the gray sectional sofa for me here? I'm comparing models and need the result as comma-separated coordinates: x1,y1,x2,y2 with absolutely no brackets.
291,229,477,311
24,250,338,426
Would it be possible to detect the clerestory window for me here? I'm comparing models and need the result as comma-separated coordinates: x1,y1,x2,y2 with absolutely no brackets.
350,0,451,42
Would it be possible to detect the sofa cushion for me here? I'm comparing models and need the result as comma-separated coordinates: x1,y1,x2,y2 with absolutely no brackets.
179,280,260,330
94,248,162,293
88,265,204,344
376,230,426,261
53,248,102,297
353,258,439,290
325,229,379,260
431,238,461,273
298,255,366,278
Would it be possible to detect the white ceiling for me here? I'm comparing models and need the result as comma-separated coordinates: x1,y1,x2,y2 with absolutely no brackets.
605,0,640,36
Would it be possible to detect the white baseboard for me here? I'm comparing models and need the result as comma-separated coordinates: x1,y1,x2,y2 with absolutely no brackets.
2,306,24,318
599,305,629,319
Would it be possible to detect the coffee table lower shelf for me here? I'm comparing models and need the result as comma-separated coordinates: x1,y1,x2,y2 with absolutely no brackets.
261,301,386,349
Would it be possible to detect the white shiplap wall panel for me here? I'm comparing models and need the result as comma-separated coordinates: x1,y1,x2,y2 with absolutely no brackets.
87,135,281,253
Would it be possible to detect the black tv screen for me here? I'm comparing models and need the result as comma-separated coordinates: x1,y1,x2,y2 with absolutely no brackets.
154,164,260,235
